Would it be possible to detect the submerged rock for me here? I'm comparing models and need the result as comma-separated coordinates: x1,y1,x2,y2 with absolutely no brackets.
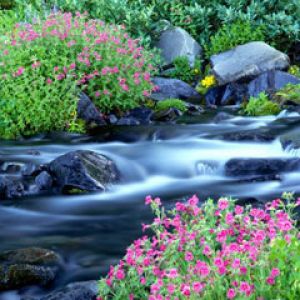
155,27,202,67
150,77,201,102
48,150,119,193
248,70,300,98
23,280,98,300
211,42,290,85
280,128,300,151
152,108,183,122
225,158,300,177
0,177,25,200
0,248,62,291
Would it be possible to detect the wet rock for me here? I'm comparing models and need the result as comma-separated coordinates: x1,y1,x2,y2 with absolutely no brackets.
77,92,106,126
23,280,98,300
248,70,300,98
211,42,290,85
22,163,43,177
220,82,248,105
48,150,119,193
152,108,183,122
280,128,300,151
0,178,25,199
225,158,300,177
35,171,53,190
0,162,22,174
213,112,235,123
186,103,204,116
155,27,202,67
235,174,281,183
108,114,118,125
205,85,226,107
0,248,62,291
212,129,275,142
150,77,201,102
125,107,153,125
116,117,140,125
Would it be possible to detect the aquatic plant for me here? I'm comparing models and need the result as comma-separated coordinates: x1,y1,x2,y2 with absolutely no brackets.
98,195,300,299
0,12,155,139
243,93,281,116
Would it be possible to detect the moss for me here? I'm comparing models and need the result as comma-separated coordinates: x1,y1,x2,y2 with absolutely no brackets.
274,84,300,105
156,99,187,113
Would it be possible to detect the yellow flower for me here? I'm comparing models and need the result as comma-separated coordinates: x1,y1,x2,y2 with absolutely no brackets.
201,75,216,88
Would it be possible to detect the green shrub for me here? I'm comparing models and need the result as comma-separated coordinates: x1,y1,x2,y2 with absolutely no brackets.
205,21,265,58
289,65,300,78
0,10,18,35
0,12,155,139
243,93,281,116
167,56,202,83
274,84,300,105
0,0,15,10
156,98,187,113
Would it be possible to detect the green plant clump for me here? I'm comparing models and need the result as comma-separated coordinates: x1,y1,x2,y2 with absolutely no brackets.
205,21,265,58
243,93,281,116
0,12,155,139
275,84,300,105
98,195,300,299
156,98,187,113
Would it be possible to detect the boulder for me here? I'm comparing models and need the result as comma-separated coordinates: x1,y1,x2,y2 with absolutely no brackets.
150,77,201,101
0,177,25,200
125,107,153,125
48,150,119,193
35,171,53,190
211,42,290,85
0,248,62,291
152,108,183,122
77,92,106,126
225,158,300,177
155,27,202,67
213,112,235,123
23,281,98,300
248,70,300,98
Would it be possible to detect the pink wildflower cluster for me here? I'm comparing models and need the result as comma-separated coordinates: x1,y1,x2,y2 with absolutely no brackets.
98,195,300,299
0,12,155,114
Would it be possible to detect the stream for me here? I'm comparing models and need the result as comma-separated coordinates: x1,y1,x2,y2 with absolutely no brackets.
0,108,300,298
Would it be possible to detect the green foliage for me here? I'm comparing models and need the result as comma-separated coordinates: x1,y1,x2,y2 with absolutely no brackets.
0,10,18,36
289,65,300,78
275,84,300,105
9,0,300,52
156,98,187,113
0,0,15,10
243,93,281,116
0,13,154,139
167,56,201,83
205,21,265,58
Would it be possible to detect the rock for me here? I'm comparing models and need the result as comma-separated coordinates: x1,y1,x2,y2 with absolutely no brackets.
235,174,281,183
213,112,235,123
212,129,275,142
205,86,226,106
22,163,43,177
23,280,98,300
151,77,201,101
116,117,140,125
0,178,25,199
211,42,290,85
48,150,119,193
0,248,62,291
125,107,153,125
0,162,22,174
186,103,204,116
77,92,106,126
220,82,248,105
248,70,300,98
108,114,118,125
225,158,300,177
280,128,300,151
35,171,53,190
155,27,202,67
152,108,183,122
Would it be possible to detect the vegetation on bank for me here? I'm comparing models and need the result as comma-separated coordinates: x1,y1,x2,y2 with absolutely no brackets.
98,195,300,299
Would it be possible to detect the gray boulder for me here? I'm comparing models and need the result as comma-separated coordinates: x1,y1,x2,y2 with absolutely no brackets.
0,248,62,291
49,150,119,193
211,42,290,85
280,128,300,151
155,27,202,67
248,70,300,98
150,77,201,101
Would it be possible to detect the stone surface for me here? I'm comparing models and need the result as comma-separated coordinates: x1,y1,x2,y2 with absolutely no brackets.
211,42,290,85
213,112,235,123
0,248,62,291
248,70,300,98
125,107,153,125
150,77,201,101
152,108,183,122
77,92,106,126
155,27,202,67
280,128,300,151
0,178,25,200
35,171,53,190
48,150,119,193
225,158,300,177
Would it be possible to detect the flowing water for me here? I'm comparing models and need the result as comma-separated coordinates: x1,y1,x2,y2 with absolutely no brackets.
0,109,300,298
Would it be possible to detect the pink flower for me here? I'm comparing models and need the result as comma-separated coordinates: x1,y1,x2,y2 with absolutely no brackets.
167,284,175,294
192,282,204,293
56,73,65,80
239,266,248,275
227,288,236,299
234,205,244,215
69,63,76,70
145,195,152,205
115,269,125,280
266,276,275,285
185,251,194,262
218,198,229,210
270,268,280,278
231,258,240,269
46,78,53,84
15,67,25,77
95,91,101,98
53,66,59,72
143,90,150,97
181,284,191,297
240,281,251,294
140,277,146,285
296,198,300,206
31,61,41,69
202,245,211,256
